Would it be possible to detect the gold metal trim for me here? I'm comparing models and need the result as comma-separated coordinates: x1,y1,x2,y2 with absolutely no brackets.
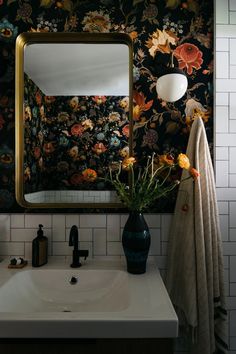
15,32,133,209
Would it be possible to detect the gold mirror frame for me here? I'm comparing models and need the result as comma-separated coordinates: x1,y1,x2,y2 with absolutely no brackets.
15,32,133,209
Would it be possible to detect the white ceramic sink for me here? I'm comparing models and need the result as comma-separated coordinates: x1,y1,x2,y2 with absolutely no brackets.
0,269,129,313
0,258,178,338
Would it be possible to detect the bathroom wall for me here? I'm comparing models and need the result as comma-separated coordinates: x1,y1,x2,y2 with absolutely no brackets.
0,0,213,212
215,1,236,352
1,1,236,353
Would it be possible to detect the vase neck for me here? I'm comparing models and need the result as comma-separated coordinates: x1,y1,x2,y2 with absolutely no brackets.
125,211,148,232
129,211,142,216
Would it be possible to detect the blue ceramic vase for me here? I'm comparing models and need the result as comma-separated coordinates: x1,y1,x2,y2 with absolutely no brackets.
122,211,151,274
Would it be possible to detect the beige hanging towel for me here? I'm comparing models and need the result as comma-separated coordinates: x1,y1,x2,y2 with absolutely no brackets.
166,117,228,354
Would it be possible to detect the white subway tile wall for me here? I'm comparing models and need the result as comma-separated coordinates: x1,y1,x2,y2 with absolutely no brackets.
0,214,166,267
216,146,229,160
0,2,235,353
216,160,229,186
216,0,229,24
216,38,229,52
216,106,229,132
216,52,229,78
217,5,236,349
230,65,236,77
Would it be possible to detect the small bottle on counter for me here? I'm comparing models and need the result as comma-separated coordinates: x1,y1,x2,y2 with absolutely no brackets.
32,224,48,267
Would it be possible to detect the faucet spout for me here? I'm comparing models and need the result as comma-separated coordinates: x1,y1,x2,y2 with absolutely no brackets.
68,225,89,268
69,225,78,250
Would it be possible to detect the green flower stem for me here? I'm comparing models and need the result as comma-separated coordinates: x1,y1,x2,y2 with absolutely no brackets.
131,166,135,200
103,153,195,212
159,166,172,187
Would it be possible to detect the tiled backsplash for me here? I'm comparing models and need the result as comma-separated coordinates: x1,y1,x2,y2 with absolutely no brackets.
0,214,169,273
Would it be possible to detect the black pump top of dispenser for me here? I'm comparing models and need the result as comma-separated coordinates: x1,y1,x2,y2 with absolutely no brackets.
37,224,44,237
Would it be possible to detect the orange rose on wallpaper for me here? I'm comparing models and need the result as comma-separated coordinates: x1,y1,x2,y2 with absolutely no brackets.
43,142,55,154
92,96,106,105
33,147,41,159
71,123,84,136
44,96,56,105
92,142,107,155
174,43,203,75
35,91,42,106
129,31,138,40
122,124,130,138
82,169,97,182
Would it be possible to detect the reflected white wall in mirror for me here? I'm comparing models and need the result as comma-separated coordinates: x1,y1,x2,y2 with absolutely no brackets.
24,43,129,96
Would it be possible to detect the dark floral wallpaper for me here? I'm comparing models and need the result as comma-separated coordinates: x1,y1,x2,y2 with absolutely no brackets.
0,0,213,212
24,74,129,194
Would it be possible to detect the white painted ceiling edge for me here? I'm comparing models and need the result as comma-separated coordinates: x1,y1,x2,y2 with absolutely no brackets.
24,43,129,96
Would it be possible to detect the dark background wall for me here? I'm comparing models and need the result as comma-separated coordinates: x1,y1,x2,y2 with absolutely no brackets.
0,0,213,212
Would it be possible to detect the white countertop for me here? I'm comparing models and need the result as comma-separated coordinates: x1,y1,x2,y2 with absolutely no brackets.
0,257,178,338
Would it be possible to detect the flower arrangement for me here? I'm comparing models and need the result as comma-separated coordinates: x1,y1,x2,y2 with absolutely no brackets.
107,153,200,212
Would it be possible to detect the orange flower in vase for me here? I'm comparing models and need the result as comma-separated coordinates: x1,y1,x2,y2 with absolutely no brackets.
106,153,199,275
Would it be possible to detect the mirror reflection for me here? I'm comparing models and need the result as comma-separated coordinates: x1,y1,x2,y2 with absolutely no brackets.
15,33,133,208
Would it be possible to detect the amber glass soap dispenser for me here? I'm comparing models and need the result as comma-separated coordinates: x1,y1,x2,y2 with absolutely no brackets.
32,224,48,267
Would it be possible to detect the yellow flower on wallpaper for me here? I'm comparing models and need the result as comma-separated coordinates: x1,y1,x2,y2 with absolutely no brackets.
82,10,111,33
145,29,178,57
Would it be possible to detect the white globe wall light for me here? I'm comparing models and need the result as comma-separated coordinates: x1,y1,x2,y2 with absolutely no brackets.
155,53,188,103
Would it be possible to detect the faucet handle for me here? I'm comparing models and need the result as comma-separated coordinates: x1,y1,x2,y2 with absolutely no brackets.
79,250,89,260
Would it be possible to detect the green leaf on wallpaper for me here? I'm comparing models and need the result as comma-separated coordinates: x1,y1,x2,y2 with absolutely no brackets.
165,0,181,9
7,122,15,131
40,0,54,8
104,124,110,132
7,0,17,5
133,121,147,131
132,0,143,6
62,0,73,12
130,16,136,25
188,82,204,92
165,121,179,135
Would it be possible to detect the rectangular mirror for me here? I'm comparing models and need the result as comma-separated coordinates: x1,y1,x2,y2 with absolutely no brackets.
15,32,133,209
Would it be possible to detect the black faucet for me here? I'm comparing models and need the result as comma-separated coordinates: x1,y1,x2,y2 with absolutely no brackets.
69,225,89,268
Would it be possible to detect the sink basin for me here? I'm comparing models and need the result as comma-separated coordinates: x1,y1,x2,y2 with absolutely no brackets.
0,259,178,338
0,269,129,313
